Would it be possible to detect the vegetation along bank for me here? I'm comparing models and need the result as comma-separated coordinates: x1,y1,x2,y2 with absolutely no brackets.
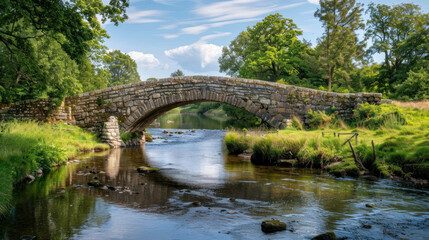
225,103,429,182
0,121,109,218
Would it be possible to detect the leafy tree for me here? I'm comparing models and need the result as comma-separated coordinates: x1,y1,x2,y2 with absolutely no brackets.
171,69,184,77
219,31,249,77
77,58,109,93
394,66,429,101
365,3,428,95
103,50,140,87
219,14,310,82
0,0,129,103
315,0,365,91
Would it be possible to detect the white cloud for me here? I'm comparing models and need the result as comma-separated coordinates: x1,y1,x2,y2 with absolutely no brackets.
194,0,305,22
164,41,223,72
162,34,180,39
199,32,231,41
127,9,164,23
308,0,319,5
128,51,160,69
179,18,259,35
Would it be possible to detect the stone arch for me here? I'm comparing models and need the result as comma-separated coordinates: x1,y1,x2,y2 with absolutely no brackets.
121,90,268,132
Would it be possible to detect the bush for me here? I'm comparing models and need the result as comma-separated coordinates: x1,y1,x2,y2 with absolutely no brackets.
394,67,429,101
251,137,283,165
353,103,407,129
307,109,342,129
224,132,249,155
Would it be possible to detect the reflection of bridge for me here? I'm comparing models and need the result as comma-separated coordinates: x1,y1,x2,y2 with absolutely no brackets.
0,76,381,145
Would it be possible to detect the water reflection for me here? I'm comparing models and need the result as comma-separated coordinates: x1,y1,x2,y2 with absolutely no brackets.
105,148,122,179
1,129,429,240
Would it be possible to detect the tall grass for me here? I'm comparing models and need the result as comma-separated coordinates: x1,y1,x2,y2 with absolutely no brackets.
0,120,109,217
225,103,429,180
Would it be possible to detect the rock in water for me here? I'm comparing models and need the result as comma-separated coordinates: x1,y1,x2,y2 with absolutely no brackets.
145,135,153,142
88,179,103,187
311,231,337,240
261,220,286,233
137,166,159,173
365,203,375,208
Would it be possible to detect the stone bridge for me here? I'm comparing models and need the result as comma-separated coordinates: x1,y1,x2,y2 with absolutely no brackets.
0,76,381,146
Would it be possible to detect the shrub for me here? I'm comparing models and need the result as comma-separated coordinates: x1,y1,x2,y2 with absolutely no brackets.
224,132,249,155
251,137,283,165
353,103,407,129
307,109,342,129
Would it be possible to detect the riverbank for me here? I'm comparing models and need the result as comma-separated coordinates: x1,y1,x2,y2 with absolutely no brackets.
0,121,109,217
225,103,429,182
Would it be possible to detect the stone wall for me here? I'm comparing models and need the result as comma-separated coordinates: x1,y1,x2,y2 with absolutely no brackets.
0,98,73,123
0,76,382,132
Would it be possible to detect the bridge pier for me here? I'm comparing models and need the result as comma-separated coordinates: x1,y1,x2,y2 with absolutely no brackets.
100,116,125,148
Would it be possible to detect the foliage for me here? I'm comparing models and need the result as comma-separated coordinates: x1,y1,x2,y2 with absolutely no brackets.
315,0,365,91
222,104,262,128
394,67,429,101
0,0,129,103
103,50,140,87
353,103,407,129
219,13,314,83
0,120,108,217
170,69,184,77
365,3,429,95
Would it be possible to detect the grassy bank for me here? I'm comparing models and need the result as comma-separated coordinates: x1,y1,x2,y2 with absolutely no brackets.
0,121,109,217
225,103,429,180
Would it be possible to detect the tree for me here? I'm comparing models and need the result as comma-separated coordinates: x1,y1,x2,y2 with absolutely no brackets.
219,31,249,77
366,3,429,95
219,14,309,82
103,50,140,87
171,69,184,77
0,0,129,103
395,66,429,100
315,0,365,91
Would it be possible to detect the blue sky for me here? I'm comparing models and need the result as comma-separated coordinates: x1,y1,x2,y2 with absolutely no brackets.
102,0,429,81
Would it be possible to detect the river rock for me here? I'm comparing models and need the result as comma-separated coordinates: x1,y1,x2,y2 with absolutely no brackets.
191,201,201,207
163,130,169,134
145,135,153,142
365,203,375,208
137,166,159,173
261,219,286,233
311,231,337,240
88,179,103,187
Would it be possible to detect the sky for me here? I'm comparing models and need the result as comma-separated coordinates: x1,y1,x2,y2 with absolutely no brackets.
102,0,429,81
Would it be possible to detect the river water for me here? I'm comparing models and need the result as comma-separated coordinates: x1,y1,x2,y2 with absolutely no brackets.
1,113,428,240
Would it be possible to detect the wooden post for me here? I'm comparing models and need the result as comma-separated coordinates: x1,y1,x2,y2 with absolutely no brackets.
355,133,358,145
348,140,366,170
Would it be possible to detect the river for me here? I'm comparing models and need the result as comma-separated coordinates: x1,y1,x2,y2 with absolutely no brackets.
1,113,428,239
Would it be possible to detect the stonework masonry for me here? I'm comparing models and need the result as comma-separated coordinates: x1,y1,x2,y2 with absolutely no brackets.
0,76,382,134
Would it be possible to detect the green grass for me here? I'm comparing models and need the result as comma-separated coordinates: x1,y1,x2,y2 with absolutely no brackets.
0,120,109,217
225,103,429,180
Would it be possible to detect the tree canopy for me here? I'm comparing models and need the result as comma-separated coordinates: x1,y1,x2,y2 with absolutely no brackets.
0,0,130,104
104,50,140,87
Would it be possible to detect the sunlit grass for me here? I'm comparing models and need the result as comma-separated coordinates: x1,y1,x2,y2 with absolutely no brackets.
0,120,109,217
225,104,429,179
